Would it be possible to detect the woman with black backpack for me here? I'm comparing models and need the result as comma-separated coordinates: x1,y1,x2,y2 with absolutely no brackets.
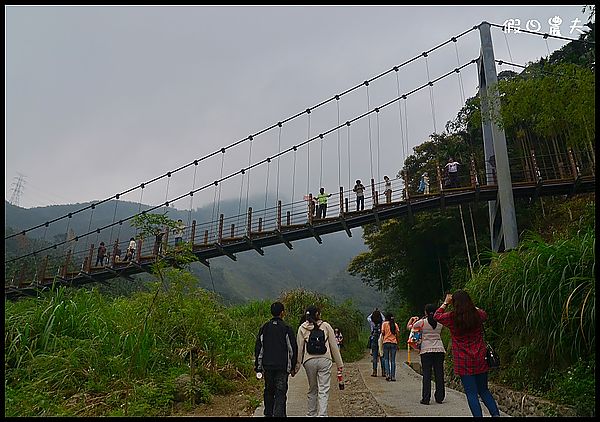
295,305,343,417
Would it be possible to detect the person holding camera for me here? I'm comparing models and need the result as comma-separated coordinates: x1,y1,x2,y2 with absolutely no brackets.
434,290,500,417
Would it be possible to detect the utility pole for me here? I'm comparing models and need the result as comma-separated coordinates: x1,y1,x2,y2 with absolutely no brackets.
9,173,27,207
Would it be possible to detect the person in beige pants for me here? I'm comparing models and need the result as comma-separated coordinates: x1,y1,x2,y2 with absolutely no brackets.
296,305,344,417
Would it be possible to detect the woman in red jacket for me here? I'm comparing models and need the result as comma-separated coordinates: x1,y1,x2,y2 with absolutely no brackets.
434,290,500,417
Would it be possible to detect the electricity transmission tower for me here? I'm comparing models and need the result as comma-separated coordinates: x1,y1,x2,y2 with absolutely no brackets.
9,173,27,206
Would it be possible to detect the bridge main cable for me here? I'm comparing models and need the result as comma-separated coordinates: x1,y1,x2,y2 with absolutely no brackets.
6,57,479,264
5,25,480,241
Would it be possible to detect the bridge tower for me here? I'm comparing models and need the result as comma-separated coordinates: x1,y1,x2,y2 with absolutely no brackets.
477,22,518,252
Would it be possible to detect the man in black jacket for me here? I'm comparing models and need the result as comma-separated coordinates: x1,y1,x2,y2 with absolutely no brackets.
254,301,298,417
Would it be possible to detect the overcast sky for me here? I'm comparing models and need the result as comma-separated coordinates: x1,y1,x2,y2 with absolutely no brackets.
6,5,589,213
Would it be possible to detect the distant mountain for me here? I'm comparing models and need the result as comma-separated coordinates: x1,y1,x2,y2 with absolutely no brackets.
5,200,384,314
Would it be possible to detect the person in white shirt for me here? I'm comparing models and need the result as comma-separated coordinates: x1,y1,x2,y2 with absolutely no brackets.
444,158,460,188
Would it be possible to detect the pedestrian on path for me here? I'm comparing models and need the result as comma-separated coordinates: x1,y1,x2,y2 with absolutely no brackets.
254,301,298,417
367,309,386,377
381,312,400,381
407,303,446,405
434,291,500,417
295,305,344,417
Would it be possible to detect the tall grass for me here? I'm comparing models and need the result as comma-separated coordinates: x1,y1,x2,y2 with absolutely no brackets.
467,228,595,368
5,273,366,416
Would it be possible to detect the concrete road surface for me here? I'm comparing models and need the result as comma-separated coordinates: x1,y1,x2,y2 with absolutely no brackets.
254,349,508,417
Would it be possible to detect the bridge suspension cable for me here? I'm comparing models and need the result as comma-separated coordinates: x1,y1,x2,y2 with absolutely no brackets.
7,57,480,264
6,25,480,241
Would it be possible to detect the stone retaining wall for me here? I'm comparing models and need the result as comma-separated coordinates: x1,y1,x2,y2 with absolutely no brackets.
406,361,577,417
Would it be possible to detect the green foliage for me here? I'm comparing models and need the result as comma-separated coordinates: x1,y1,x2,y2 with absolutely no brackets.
5,276,366,416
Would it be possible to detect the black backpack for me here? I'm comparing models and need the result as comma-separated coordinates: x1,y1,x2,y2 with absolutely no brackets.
306,323,328,355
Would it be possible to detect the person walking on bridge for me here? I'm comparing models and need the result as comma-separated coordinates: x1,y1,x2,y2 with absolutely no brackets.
296,305,343,417
95,242,107,267
434,290,500,417
255,301,298,417
316,187,333,219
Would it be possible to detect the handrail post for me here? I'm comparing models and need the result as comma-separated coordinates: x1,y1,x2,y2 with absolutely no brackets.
277,200,282,231
371,178,377,206
136,240,142,263
218,214,224,243
87,243,94,271
402,171,411,201
247,207,253,235
286,211,291,226
190,220,196,248
436,165,444,192
62,249,72,278
308,193,314,224
339,186,344,215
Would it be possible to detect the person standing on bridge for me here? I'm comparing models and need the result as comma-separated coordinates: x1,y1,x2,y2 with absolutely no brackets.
353,179,365,211
407,303,446,405
444,157,461,188
434,290,500,417
173,219,185,246
383,175,392,203
95,242,107,267
316,187,332,219
255,301,298,417
417,172,430,195
296,305,344,417
125,237,137,261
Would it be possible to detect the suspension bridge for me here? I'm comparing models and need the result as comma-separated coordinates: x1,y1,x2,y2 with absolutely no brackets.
5,22,595,300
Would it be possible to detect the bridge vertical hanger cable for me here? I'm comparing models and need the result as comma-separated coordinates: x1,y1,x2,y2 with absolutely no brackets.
459,204,474,278
395,69,406,168
164,173,171,214
189,161,199,229
347,121,352,192
237,161,245,230
276,123,282,203
336,96,341,189
469,204,481,266
263,158,271,223
366,83,374,180
502,30,517,73
244,136,254,230
290,145,297,222
424,54,437,134
453,39,467,105
306,110,311,193
376,107,381,185
544,34,552,58
135,186,145,237
108,197,119,246
319,125,324,189
212,150,226,240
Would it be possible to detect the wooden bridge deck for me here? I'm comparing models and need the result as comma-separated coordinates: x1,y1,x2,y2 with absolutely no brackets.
5,175,594,300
